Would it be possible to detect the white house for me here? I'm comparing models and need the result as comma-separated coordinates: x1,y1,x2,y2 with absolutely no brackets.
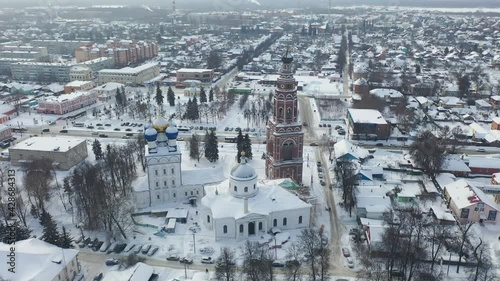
201,157,311,240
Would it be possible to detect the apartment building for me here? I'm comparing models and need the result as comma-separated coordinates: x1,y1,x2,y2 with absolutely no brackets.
10,62,72,82
37,91,98,115
0,45,49,60
97,62,160,85
75,39,158,66
69,66,92,81
31,39,91,55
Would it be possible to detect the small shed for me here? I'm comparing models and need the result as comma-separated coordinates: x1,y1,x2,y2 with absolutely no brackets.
166,219,176,233
165,208,189,224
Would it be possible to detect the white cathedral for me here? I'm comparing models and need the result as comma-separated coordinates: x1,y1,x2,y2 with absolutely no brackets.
134,116,222,208
200,154,312,241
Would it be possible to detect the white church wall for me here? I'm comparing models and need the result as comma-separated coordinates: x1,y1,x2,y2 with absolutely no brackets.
214,217,236,240
268,207,311,231
134,190,151,209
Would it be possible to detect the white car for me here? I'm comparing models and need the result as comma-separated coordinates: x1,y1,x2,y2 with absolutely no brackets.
318,172,324,179
347,257,354,268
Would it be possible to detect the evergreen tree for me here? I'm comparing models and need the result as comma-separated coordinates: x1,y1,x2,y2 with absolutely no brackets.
183,98,192,120
167,86,175,106
243,133,253,160
154,82,163,111
205,130,219,162
199,87,207,103
189,134,200,162
92,139,103,160
40,211,61,246
236,130,244,163
208,88,214,102
191,96,199,121
0,221,32,243
415,64,421,74
60,226,74,249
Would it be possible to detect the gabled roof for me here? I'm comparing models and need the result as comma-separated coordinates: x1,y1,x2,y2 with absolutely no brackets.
444,179,499,211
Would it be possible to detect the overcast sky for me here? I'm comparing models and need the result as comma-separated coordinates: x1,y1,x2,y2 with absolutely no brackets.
0,0,499,9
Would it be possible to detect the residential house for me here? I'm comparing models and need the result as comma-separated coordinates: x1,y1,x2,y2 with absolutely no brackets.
333,140,369,161
489,95,500,108
444,179,499,224
492,117,500,131
347,109,391,140
439,97,466,109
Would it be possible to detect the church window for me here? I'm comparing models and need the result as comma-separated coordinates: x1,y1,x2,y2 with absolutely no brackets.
283,218,287,226
239,224,243,233
299,216,303,224
258,222,262,230
173,193,176,198
155,182,159,187
171,168,175,174
283,140,294,161
164,181,167,187
278,107,283,118
196,190,199,195
223,225,227,234
163,169,166,175
273,219,277,227
191,191,193,196
207,215,210,223
157,195,160,199
244,187,248,192
286,108,292,120
155,170,158,176
253,184,256,189
234,186,237,192
185,192,187,196
172,180,175,186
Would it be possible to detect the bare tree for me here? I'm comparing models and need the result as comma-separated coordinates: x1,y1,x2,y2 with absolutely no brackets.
409,130,446,178
456,222,474,274
298,227,331,281
284,242,304,281
468,239,497,281
215,247,237,281
23,159,54,212
241,240,274,281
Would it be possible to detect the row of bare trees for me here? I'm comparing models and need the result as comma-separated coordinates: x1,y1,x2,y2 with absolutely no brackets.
214,227,330,281
356,206,497,281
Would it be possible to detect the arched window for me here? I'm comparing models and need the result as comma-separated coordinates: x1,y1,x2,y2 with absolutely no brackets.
239,224,244,233
283,218,287,226
253,184,256,189
234,186,237,192
273,219,277,227
223,225,227,234
299,216,303,224
278,107,283,118
258,222,263,230
244,186,248,192
207,215,210,223
283,140,294,161
286,107,292,120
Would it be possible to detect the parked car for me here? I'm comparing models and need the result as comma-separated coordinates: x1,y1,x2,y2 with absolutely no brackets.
318,172,324,179
105,124,111,127
320,180,326,186
272,261,285,267
125,128,132,131
93,273,103,281
88,238,99,248
148,245,159,256
93,241,103,252
167,255,180,261
107,242,118,254
141,244,151,254
338,129,346,135
105,259,120,266
180,257,193,264
75,236,84,244
59,130,68,133
335,125,342,130
133,245,142,255
477,148,486,152
310,142,318,146
342,248,350,257
318,167,323,172
99,241,110,252
201,256,214,264
375,143,384,147
114,128,120,131
99,134,108,138
92,131,99,135
122,136,130,139
42,128,50,132
317,161,322,167
124,243,136,253
114,243,127,253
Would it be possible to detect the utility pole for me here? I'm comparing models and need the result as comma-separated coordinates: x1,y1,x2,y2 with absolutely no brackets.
192,232,196,254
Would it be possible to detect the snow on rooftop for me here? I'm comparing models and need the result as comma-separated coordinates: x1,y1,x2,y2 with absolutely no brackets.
40,91,93,103
444,179,499,210
12,137,85,152
369,88,403,98
98,62,159,75
202,179,311,220
334,139,369,160
65,80,92,87
347,109,387,124
177,68,213,73
0,238,78,281
441,155,471,173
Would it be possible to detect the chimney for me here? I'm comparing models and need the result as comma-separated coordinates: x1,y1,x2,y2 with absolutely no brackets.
244,198,249,214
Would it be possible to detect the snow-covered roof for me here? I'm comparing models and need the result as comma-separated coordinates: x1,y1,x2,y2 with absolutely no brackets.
441,156,471,173
0,238,78,281
177,68,212,73
444,179,498,210
93,82,124,92
65,80,92,87
12,137,85,152
98,62,159,75
202,178,311,220
182,166,225,186
348,109,387,125
102,262,153,281
430,206,456,222
334,140,369,160
369,88,403,99
39,91,93,104
467,157,500,169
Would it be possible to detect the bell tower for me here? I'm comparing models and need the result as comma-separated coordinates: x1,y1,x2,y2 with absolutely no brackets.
265,48,304,184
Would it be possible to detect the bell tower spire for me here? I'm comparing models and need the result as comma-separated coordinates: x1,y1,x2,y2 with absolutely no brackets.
265,48,304,184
